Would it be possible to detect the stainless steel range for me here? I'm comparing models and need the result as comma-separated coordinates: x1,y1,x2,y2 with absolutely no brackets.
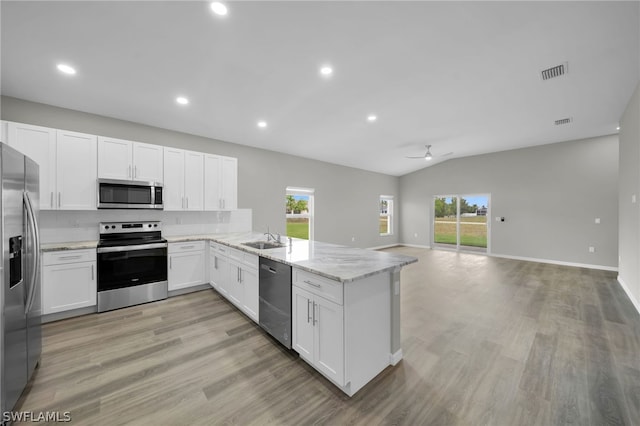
97,221,168,312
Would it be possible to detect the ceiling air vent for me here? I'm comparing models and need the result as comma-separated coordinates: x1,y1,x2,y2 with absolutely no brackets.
541,62,568,80
554,117,573,126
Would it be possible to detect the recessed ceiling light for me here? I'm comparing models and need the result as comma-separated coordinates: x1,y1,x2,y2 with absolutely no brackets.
56,63,76,75
210,2,228,16
320,66,333,77
257,121,267,128
176,96,189,105
617,125,621,131
367,115,377,122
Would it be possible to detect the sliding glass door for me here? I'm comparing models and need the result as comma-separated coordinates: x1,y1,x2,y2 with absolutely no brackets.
433,194,490,253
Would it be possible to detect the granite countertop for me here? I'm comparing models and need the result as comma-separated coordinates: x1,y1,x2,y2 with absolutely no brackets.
169,232,418,282
41,233,418,282
41,240,98,252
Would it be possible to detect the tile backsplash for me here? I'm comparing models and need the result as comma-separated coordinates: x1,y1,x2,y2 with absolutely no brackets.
39,209,252,243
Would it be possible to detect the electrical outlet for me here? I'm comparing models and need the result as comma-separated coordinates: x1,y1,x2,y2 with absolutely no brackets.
589,246,595,253
495,216,501,222
595,218,600,224
351,236,355,242
633,195,637,204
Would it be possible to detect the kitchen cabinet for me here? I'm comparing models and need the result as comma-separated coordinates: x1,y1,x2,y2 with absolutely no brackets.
42,249,97,315
98,136,163,182
163,148,203,211
208,243,258,322
204,154,238,211
168,241,206,291
292,277,344,385
184,151,204,210
56,130,98,210
6,122,57,210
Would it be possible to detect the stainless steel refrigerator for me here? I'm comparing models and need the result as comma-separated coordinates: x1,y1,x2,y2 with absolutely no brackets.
0,142,42,415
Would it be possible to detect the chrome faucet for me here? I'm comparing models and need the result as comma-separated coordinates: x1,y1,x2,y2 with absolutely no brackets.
264,227,281,243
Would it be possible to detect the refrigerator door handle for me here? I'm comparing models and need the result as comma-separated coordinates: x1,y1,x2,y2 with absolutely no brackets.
23,191,41,315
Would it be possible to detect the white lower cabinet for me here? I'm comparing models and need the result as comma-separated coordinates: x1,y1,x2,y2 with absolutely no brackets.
292,283,344,385
168,241,206,291
42,249,97,315
208,242,258,323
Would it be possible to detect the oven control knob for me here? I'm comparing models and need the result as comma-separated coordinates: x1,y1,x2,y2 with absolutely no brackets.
148,224,152,227
104,225,109,229
154,224,158,227
111,226,116,229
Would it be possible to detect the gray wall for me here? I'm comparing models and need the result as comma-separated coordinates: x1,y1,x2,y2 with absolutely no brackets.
1,96,400,248
618,82,640,308
400,135,619,268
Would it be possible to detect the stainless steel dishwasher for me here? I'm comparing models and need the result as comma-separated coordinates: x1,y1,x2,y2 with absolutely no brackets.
259,257,292,349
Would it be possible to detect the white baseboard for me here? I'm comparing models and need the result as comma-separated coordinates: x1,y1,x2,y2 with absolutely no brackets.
368,243,401,250
617,276,640,316
399,243,431,249
389,349,403,365
490,253,618,272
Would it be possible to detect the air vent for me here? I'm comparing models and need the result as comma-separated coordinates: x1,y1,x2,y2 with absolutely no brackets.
554,117,573,126
541,62,568,80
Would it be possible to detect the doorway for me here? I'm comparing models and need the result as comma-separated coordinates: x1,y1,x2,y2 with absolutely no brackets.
433,194,490,253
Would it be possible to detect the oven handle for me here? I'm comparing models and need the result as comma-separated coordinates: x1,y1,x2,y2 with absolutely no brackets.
97,242,168,253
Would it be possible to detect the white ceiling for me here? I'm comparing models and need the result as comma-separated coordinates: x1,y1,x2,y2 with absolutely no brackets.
2,1,639,176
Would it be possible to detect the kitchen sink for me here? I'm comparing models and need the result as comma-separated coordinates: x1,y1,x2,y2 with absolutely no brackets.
242,241,285,250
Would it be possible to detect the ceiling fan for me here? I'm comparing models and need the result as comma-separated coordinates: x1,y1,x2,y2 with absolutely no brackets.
406,145,454,161
406,144,434,161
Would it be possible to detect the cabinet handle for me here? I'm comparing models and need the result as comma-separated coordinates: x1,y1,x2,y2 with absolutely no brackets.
50,192,53,207
91,265,94,280
307,299,311,323
186,197,189,209
181,245,195,250
59,255,82,260
58,192,61,208
237,267,241,283
303,279,321,288
169,257,172,269
134,165,137,178
313,302,317,325
214,256,218,269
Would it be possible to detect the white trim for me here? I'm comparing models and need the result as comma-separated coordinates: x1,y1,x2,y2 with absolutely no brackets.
389,349,403,365
368,244,400,250
491,253,618,272
617,276,640,316
400,243,432,249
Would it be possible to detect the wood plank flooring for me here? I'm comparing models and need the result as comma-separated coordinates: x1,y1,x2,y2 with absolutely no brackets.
14,247,640,425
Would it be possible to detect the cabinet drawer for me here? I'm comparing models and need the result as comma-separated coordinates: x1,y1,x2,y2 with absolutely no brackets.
43,249,96,266
293,268,343,305
169,241,205,253
211,242,230,256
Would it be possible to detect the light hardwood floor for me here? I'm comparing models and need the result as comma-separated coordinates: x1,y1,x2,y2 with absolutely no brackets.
14,247,640,425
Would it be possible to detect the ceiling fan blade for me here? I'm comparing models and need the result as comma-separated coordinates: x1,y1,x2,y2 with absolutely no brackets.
405,156,426,159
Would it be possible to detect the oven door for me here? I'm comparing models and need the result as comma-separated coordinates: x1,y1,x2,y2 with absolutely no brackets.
97,243,168,292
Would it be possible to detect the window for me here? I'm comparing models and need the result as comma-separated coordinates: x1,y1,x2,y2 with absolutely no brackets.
286,187,314,240
380,196,393,236
433,194,490,253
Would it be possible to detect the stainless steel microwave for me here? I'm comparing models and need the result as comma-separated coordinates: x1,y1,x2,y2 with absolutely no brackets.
97,179,163,209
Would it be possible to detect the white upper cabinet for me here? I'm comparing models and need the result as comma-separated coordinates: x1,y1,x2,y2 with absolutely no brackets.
56,130,97,210
132,142,163,183
98,137,163,183
204,154,238,211
6,122,57,210
163,147,185,211
184,151,204,210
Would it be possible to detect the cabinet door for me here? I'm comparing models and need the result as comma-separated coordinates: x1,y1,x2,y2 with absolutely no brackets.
292,286,315,363
220,156,238,210
315,296,344,385
43,261,97,314
56,130,97,210
241,265,258,322
168,250,206,291
226,261,243,307
163,147,185,210
184,151,204,210
215,254,231,297
97,136,132,180
7,122,57,210
204,154,222,210
133,142,163,183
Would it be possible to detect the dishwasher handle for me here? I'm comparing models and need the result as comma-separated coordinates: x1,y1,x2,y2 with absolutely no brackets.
260,264,277,274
